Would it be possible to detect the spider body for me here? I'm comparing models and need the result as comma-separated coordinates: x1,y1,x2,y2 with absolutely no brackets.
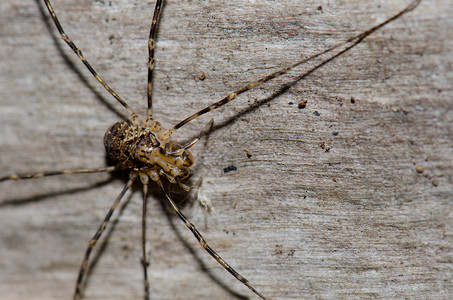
104,121,193,186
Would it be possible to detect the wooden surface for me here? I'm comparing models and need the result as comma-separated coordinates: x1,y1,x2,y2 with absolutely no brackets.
0,0,451,299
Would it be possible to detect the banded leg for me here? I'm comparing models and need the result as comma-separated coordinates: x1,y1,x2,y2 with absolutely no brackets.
168,0,422,133
157,179,267,300
167,119,214,156
42,0,139,124
0,167,115,183
146,0,164,123
141,180,151,300
74,173,137,300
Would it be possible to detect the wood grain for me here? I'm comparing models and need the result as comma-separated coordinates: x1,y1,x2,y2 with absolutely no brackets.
0,0,451,299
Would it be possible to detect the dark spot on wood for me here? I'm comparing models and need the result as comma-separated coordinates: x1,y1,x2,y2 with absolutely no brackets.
274,244,283,255
313,111,320,117
194,72,206,81
298,99,308,109
223,165,237,173
319,142,330,152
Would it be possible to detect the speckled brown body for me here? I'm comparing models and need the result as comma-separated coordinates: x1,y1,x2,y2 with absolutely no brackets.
104,121,193,184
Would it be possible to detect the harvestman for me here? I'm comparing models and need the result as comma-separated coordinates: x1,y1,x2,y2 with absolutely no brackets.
1,0,422,299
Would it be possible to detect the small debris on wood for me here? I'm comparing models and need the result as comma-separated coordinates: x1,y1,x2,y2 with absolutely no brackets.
274,244,296,258
223,165,237,173
392,106,409,115
319,142,330,152
274,244,284,256
313,110,320,117
298,99,308,109
194,72,206,81
245,149,252,158
223,229,235,236
232,199,237,209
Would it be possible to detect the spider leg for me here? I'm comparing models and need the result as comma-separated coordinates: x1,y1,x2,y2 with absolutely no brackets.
0,167,116,182
141,180,151,300
167,119,214,156
42,0,139,124
146,0,164,123
157,179,267,300
73,172,137,300
169,0,422,133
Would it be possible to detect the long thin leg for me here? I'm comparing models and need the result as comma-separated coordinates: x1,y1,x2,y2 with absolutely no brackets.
141,182,150,300
146,0,164,122
168,0,422,134
0,167,116,183
74,173,137,300
42,0,139,124
167,119,214,156
157,179,267,300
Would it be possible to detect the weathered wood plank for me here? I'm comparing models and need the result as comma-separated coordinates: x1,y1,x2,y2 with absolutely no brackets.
0,0,451,299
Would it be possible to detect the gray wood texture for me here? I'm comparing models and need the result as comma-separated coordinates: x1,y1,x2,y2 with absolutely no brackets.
0,0,451,299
